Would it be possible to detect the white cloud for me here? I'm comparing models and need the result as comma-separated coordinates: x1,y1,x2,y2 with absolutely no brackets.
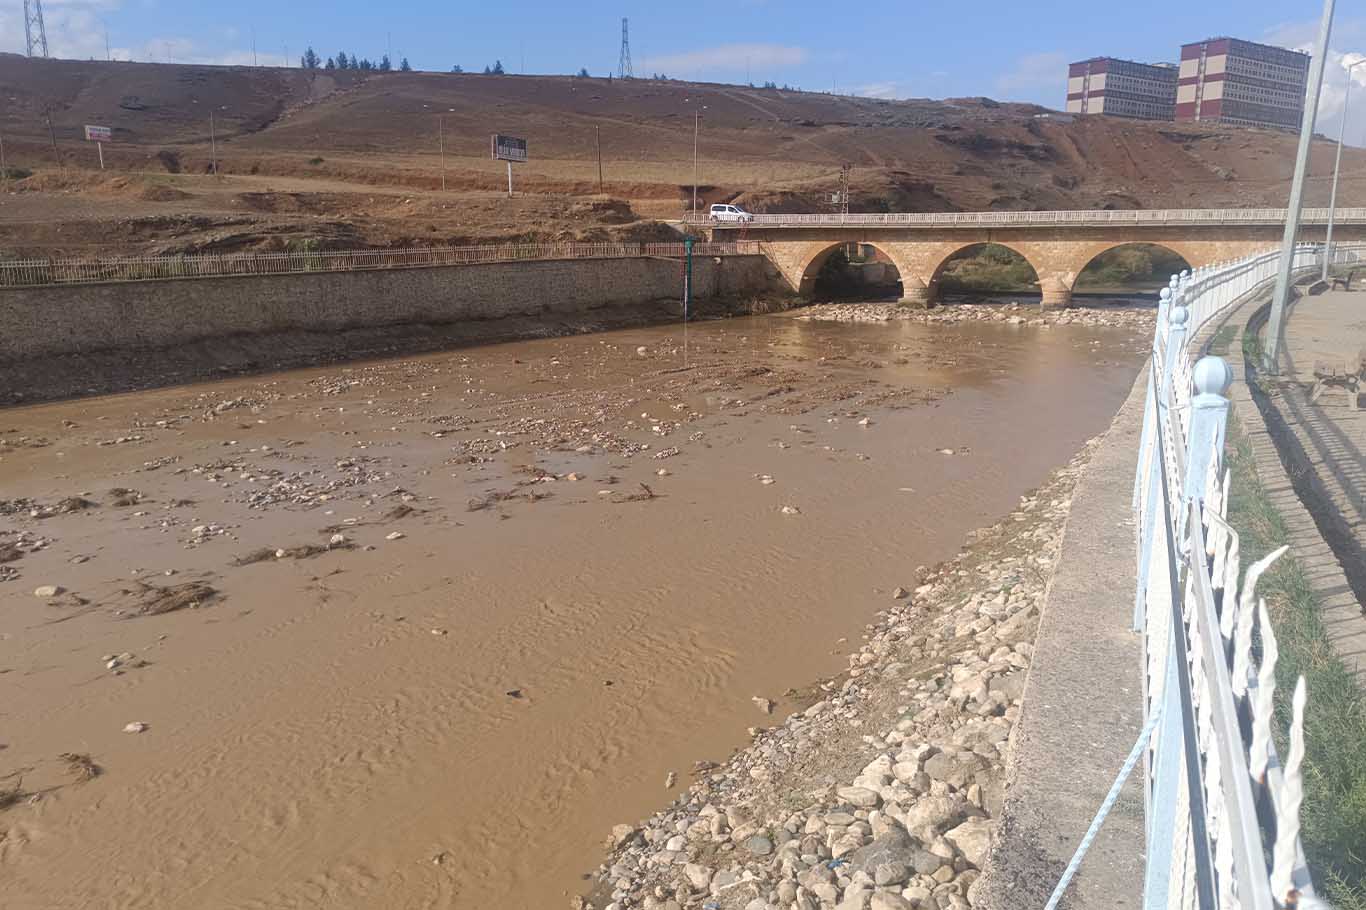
1263,17,1366,147
854,82,907,100
639,43,808,77
994,51,1067,104
2,1,271,67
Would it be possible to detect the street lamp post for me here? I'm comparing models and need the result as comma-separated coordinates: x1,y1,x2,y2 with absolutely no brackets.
1323,57,1366,281
1265,0,1335,372
692,111,700,216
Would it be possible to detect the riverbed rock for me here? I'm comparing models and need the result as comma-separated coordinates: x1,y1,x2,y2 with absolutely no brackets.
870,892,913,910
922,752,987,789
944,818,995,869
836,785,882,808
34,585,63,598
683,862,712,889
744,834,775,856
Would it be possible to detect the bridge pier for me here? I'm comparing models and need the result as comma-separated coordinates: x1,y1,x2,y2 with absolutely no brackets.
898,276,933,309
1039,275,1073,309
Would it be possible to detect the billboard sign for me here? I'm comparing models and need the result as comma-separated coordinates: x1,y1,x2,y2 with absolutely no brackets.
491,134,527,163
84,125,113,142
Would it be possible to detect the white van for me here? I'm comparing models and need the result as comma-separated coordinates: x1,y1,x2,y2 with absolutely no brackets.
708,203,754,223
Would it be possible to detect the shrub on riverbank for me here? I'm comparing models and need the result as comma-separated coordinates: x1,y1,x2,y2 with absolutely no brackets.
1226,419,1366,910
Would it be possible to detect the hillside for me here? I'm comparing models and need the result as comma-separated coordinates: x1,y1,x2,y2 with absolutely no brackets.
2,54,1364,257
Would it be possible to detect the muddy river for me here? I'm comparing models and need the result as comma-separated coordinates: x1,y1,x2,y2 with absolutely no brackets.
0,310,1147,910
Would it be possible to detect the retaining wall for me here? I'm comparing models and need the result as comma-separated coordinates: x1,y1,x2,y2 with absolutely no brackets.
0,255,777,361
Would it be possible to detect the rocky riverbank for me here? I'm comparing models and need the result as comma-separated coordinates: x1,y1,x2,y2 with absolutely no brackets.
585,434,1104,910
796,300,1155,332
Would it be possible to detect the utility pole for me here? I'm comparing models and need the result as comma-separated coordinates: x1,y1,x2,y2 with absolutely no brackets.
252,28,258,67
104,22,111,61
439,115,446,191
1323,57,1366,280
1265,0,1335,371
0,123,8,188
210,111,218,177
46,111,58,167
692,111,700,215
596,125,604,193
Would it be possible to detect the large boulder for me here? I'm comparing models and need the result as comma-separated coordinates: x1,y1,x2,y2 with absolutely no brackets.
945,817,996,869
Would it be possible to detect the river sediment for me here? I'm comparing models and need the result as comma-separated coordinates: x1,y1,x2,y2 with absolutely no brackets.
0,310,1145,909
586,433,1097,910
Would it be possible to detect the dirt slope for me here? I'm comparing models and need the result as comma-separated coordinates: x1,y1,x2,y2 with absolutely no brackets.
1,55,1364,257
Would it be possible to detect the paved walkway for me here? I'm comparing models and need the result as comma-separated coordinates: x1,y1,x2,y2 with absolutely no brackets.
1209,287,1366,685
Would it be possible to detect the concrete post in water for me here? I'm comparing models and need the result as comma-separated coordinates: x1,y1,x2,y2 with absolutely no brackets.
1183,356,1233,504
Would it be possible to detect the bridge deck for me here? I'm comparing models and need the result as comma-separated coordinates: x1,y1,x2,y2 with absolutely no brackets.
690,208,1366,229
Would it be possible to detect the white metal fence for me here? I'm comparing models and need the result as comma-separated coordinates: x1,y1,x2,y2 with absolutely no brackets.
0,240,764,288
1130,242,1365,909
684,207,1366,228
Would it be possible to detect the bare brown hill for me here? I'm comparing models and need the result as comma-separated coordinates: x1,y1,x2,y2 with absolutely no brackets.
2,55,1364,257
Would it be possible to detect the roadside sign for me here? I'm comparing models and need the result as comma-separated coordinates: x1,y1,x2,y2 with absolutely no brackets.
84,125,111,170
492,134,526,198
491,134,527,163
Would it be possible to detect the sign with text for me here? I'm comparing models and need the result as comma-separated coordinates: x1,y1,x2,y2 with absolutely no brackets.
84,125,113,142
491,134,527,163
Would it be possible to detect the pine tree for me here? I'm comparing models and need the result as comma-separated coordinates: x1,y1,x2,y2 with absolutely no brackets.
379,54,392,72
336,51,349,69
577,67,590,78
491,60,505,74
325,57,336,70
451,64,463,73
301,47,320,70
400,58,412,72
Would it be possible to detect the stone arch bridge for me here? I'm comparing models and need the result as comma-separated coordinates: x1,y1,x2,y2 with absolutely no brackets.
689,208,1366,308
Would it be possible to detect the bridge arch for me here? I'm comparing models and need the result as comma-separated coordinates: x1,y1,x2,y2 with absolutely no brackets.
791,241,913,302
927,241,1046,303
1072,242,1194,295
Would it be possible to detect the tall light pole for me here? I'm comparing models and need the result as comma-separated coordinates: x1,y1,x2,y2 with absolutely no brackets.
692,111,700,216
1322,56,1366,280
1265,0,1335,372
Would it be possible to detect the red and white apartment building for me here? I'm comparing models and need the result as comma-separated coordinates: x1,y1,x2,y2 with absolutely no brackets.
1067,37,1309,131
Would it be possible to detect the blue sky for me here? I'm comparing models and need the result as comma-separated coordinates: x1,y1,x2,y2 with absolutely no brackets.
8,1,1366,143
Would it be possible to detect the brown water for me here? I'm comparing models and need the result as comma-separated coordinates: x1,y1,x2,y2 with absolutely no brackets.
0,312,1146,910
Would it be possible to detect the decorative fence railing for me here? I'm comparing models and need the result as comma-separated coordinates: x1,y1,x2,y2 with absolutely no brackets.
683,207,1366,228
0,240,764,288
1128,242,1366,909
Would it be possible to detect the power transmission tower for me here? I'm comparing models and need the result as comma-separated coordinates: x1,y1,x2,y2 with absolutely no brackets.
618,18,633,79
25,0,50,59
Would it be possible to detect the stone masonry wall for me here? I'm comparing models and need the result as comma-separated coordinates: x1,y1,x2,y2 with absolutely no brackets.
0,255,776,362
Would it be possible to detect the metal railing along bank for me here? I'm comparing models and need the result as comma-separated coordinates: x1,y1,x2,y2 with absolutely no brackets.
685,207,1366,228
0,241,764,288
1127,242,1365,909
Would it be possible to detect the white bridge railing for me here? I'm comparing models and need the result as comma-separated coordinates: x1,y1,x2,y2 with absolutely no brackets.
686,207,1366,228
1129,242,1365,908
0,240,764,288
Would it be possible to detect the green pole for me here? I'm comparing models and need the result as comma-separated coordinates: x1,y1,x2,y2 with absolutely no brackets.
684,236,694,321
